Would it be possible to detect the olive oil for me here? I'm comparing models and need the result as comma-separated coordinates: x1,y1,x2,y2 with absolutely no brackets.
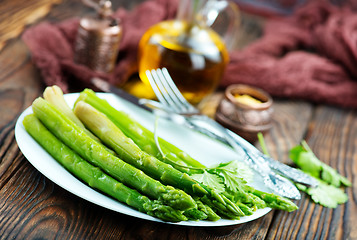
138,20,229,104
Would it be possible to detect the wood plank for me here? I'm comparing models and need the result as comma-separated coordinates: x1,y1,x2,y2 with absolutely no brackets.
259,100,314,164
0,159,132,239
267,105,357,239
0,0,62,51
0,40,43,186
304,106,356,240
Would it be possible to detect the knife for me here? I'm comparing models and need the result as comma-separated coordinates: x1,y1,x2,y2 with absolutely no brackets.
91,78,153,113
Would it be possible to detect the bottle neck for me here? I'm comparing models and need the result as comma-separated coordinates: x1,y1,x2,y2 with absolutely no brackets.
176,0,206,25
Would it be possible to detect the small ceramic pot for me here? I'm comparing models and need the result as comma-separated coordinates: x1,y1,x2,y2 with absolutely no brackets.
215,84,273,143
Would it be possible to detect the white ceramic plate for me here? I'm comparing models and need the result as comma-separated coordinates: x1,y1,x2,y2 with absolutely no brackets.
15,93,271,226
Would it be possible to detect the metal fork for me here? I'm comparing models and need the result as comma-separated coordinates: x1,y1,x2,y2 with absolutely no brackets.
144,68,318,199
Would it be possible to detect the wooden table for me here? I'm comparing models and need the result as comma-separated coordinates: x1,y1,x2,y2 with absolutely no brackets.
0,0,356,239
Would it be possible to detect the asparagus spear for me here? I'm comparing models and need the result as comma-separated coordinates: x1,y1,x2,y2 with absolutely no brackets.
23,114,187,222
74,101,245,219
31,97,196,211
75,89,205,171
43,86,98,140
194,198,220,221
183,207,207,221
43,86,118,157
244,185,298,212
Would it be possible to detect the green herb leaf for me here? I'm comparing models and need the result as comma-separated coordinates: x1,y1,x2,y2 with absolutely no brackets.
215,160,253,183
289,141,351,187
191,171,225,193
212,160,252,193
297,179,348,208
219,170,247,193
289,145,321,178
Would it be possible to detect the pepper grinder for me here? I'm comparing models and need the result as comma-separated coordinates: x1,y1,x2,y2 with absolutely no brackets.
74,0,122,73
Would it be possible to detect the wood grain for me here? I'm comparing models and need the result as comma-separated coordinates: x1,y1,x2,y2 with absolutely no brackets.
261,100,313,163
266,105,356,240
303,106,356,240
0,0,62,51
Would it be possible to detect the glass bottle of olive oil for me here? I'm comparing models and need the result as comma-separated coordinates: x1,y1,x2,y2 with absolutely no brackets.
137,0,240,104
138,19,229,104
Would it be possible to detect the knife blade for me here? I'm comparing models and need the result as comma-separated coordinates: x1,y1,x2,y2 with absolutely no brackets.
226,131,318,187
91,77,153,113
91,77,196,130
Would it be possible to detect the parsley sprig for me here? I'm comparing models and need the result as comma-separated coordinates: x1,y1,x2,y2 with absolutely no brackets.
258,133,351,209
289,140,351,208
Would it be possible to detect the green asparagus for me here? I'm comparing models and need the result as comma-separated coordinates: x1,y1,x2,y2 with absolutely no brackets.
244,185,298,212
23,114,187,222
183,207,207,221
31,97,196,211
194,198,220,221
43,86,98,140
75,89,206,171
73,100,245,219
43,86,117,156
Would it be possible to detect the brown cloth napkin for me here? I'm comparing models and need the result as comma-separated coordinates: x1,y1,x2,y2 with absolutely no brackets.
222,1,357,108
22,0,357,108
22,0,179,93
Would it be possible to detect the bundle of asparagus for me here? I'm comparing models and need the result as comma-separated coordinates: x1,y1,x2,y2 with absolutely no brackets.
23,86,297,223
23,114,187,222
75,89,298,212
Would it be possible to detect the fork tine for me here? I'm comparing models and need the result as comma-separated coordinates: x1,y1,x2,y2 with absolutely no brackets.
146,68,200,114
145,70,167,105
147,69,181,112
149,69,182,112
161,68,199,113
156,68,188,113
